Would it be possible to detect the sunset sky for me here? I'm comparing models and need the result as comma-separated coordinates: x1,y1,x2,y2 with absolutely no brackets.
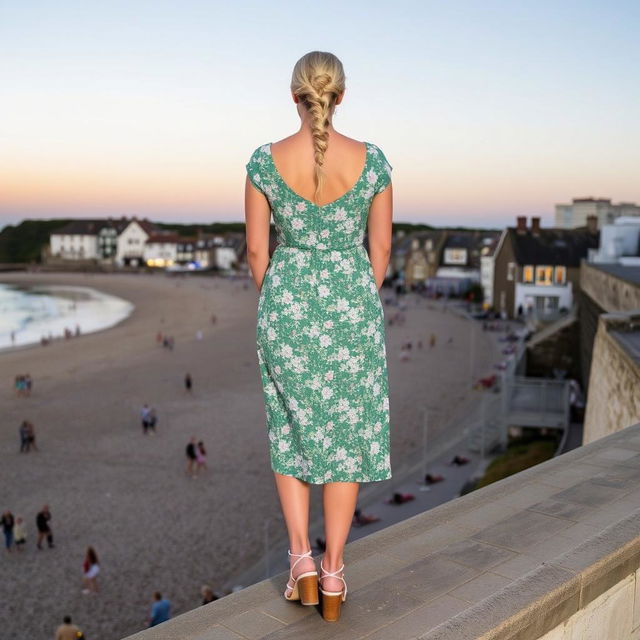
1,0,638,229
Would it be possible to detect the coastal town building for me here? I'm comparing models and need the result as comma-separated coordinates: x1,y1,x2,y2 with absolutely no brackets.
492,216,599,319
49,217,158,266
480,236,500,308
555,197,640,229
50,219,123,260
587,217,640,266
389,229,500,297
115,219,159,267
143,233,182,267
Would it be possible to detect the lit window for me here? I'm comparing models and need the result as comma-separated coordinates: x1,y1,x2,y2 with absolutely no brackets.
535,266,553,285
555,266,566,284
523,266,534,283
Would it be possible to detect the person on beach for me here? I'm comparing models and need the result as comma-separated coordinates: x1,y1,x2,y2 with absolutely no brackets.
141,404,151,434
185,373,193,393
26,421,38,451
19,421,31,453
55,616,83,640
195,441,207,473
36,504,54,549
82,546,100,594
245,51,393,622
13,516,27,551
1,511,15,552
148,407,158,434
201,585,218,605
185,437,197,476
148,592,171,627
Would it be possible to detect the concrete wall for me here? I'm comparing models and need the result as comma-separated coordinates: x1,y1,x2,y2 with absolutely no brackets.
581,261,640,312
583,313,640,444
537,571,638,640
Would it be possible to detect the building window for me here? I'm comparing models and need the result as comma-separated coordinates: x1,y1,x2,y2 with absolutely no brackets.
535,266,553,285
523,265,534,283
507,262,516,281
555,266,566,285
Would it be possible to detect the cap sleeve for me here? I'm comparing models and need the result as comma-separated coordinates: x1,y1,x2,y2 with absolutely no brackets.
369,144,393,195
245,145,269,194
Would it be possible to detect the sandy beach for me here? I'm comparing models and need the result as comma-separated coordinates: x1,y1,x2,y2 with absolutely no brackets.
1,271,495,640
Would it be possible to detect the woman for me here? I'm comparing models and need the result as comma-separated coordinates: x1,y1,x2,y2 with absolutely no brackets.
13,516,27,551
196,441,207,473
245,51,393,622
1,511,15,552
82,546,100,594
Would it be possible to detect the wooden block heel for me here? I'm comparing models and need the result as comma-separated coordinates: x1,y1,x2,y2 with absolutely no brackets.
298,574,319,605
319,559,347,622
284,550,319,606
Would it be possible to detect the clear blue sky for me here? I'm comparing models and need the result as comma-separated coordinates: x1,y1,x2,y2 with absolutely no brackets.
1,0,638,229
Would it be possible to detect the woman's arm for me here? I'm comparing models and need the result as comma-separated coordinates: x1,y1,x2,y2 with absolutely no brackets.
367,182,393,289
244,175,272,292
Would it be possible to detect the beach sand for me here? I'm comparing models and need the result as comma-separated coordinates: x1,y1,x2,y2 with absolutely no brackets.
1,271,495,640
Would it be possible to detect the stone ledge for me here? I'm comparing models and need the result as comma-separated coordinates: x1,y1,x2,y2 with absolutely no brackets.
422,509,640,640
124,424,640,640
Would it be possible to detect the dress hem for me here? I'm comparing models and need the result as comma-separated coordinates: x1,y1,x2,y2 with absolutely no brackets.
271,464,392,485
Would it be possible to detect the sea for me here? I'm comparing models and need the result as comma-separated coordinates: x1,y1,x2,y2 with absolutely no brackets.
0,283,134,350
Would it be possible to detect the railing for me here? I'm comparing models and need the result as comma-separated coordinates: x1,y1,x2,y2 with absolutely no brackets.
505,376,571,429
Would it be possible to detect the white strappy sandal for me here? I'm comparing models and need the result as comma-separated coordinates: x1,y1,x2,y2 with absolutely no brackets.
283,549,319,605
319,559,347,622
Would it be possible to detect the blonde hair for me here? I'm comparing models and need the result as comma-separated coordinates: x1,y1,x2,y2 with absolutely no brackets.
290,51,346,204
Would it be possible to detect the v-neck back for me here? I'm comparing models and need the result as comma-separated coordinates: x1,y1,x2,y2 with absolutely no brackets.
267,142,370,209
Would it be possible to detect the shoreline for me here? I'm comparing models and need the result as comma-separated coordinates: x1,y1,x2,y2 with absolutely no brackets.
0,282,135,353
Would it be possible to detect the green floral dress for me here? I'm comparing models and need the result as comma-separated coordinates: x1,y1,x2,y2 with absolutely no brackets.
246,141,393,484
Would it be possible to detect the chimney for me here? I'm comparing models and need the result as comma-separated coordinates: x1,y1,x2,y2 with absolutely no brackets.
586,215,598,234
531,217,541,234
516,216,527,234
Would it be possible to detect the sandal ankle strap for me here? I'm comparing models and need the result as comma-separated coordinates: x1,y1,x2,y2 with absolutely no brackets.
287,549,315,577
320,559,345,578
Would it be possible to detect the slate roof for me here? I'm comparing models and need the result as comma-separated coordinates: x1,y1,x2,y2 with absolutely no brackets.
52,217,158,236
508,227,600,267
52,219,114,236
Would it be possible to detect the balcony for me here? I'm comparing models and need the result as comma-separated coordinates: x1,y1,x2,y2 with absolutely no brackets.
125,423,640,640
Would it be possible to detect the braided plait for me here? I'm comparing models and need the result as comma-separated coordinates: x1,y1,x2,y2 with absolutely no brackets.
291,52,346,204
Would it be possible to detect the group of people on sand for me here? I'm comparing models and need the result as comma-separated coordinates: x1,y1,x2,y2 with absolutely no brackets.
14,373,33,396
1,504,53,553
185,437,208,477
156,331,175,350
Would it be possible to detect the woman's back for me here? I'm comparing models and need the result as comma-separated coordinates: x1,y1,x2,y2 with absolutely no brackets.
270,133,368,207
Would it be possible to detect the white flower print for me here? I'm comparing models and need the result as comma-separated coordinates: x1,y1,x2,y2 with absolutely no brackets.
319,334,332,348
250,141,392,483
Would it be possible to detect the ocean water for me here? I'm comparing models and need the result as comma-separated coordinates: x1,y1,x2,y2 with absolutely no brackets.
0,283,134,350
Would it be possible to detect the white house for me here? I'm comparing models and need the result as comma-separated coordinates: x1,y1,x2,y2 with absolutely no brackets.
50,220,103,260
143,233,180,267
116,219,158,266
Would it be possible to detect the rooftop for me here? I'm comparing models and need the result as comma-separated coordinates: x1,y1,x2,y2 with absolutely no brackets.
590,263,640,287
